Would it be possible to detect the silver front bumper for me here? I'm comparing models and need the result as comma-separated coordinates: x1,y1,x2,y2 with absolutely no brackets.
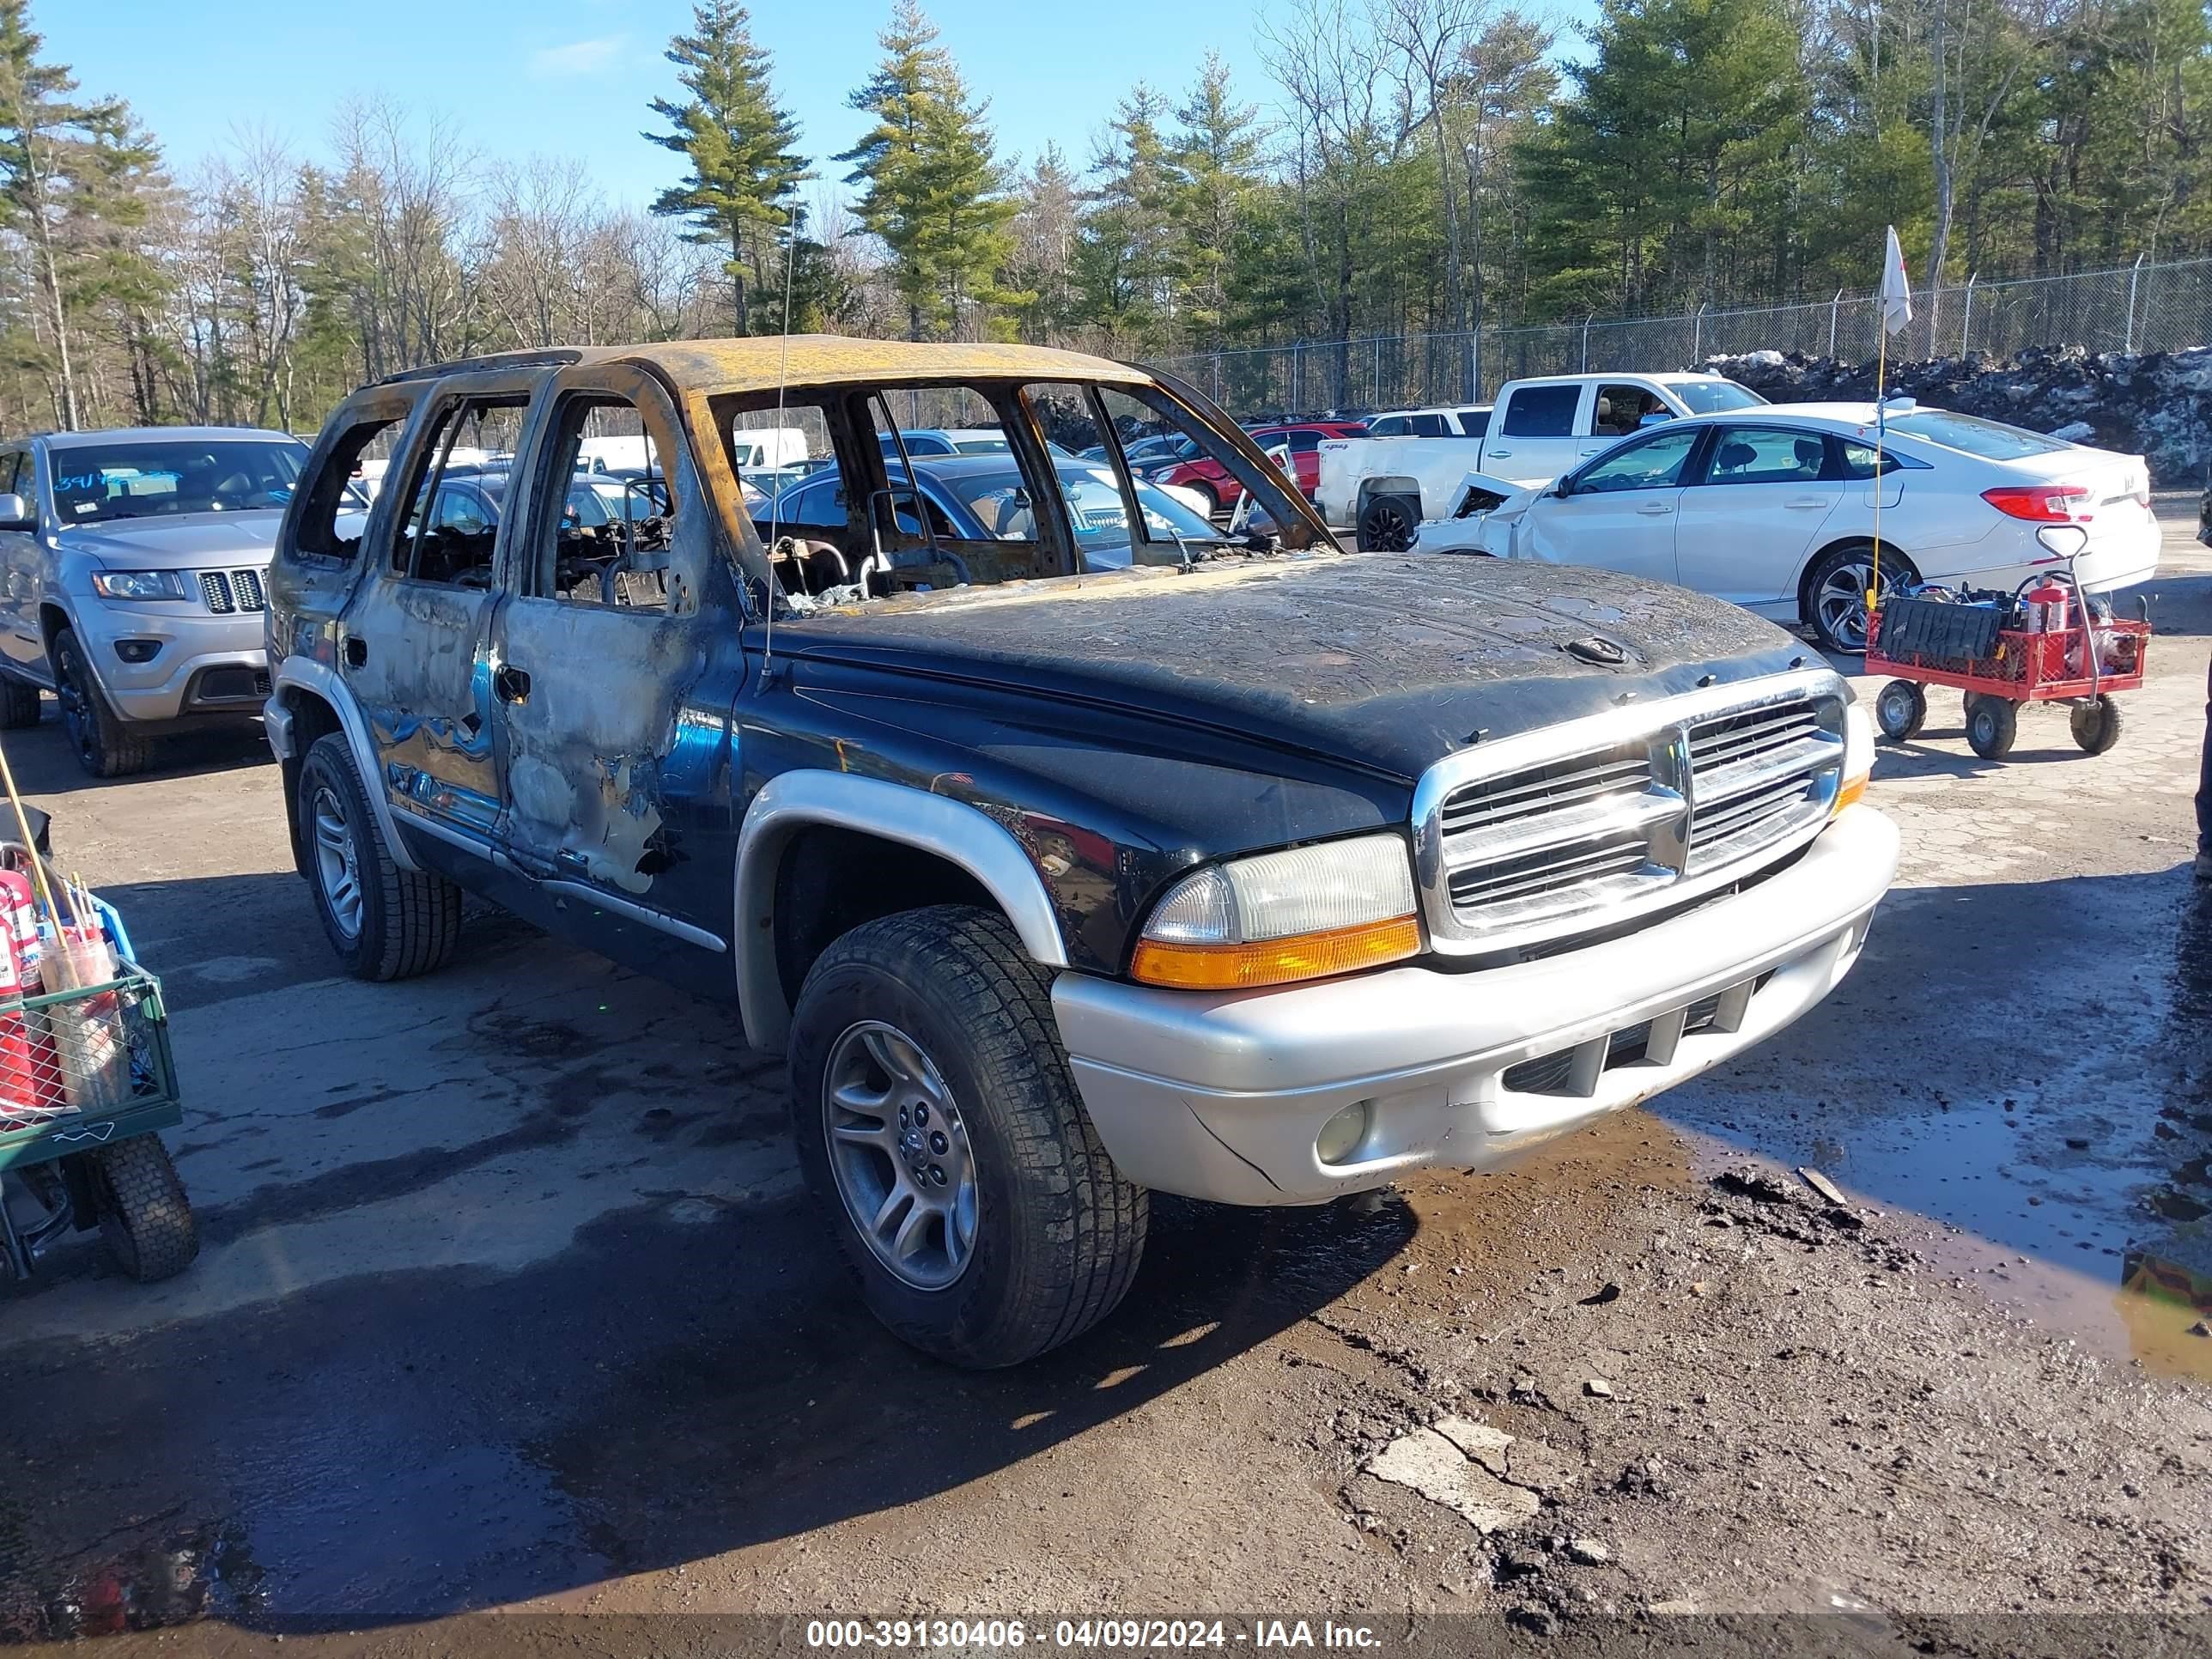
71,599,268,723
1052,805,1899,1206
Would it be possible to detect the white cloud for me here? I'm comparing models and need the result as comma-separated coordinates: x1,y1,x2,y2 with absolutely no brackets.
528,35,628,79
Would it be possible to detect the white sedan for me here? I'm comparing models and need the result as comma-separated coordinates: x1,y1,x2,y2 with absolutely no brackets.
1438,403,2160,652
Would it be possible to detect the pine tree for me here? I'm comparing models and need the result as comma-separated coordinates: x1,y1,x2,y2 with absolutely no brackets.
837,0,1019,340
0,0,164,428
1166,55,1267,353
646,0,808,337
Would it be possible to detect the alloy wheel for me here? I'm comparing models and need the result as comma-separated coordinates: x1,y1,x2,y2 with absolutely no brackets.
311,784,365,939
822,1019,979,1291
1813,556,1898,653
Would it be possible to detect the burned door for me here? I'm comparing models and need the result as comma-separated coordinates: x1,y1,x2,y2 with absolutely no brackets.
487,362,743,955
337,384,520,842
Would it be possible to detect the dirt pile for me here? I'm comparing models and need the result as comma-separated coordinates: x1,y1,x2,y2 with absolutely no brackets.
1707,344,2212,485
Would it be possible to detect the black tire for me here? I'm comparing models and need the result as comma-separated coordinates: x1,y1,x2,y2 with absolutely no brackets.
1966,696,2019,760
2069,695,2124,755
0,676,39,730
1874,679,1927,744
1804,542,1914,655
298,732,462,981
1358,491,1422,552
52,629,153,778
787,904,1149,1369
88,1135,198,1283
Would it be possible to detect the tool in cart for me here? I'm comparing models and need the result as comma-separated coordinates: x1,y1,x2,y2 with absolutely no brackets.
1864,523,2148,762
0,732,197,1286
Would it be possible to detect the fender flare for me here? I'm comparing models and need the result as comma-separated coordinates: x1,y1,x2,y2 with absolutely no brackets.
733,770,1069,1050
267,657,421,874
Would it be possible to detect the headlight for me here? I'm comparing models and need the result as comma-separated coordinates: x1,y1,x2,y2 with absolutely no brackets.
89,569,189,600
1834,702,1873,814
1131,833,1421,990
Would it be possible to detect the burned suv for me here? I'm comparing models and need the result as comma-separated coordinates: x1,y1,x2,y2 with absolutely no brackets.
265,338,1896,1367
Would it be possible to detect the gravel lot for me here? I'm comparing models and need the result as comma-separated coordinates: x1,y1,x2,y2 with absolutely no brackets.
3,514,2210,1656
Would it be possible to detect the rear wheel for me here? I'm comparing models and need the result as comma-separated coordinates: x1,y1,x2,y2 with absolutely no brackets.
1805,543,1912,655
298,732,463,981
1358,492,1422,553
88,1136,198,1284
2070,695,2124,754
787,905,1148,1368
1874,679,1927,743
1966,696,2019,760
52,629,153,778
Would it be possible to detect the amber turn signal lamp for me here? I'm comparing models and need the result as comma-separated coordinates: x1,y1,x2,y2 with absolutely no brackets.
1131,915,1422,991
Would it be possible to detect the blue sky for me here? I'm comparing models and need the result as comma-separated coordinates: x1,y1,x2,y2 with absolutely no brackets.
50,0,1320,209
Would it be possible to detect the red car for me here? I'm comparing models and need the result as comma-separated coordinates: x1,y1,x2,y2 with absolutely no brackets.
1143,422,1368,515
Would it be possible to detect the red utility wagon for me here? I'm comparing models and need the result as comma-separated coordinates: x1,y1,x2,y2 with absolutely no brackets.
1866,578,2149,760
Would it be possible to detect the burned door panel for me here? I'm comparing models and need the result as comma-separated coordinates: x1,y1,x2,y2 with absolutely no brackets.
489,362,744,945
337,386,523,838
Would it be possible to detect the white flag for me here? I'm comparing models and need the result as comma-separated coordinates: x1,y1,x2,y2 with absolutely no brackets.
1880,225,1913,337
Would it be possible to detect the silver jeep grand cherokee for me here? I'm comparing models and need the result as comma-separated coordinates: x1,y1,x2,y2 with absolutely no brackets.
0,426,351,776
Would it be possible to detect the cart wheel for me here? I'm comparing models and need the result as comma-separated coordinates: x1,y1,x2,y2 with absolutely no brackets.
2069,696,2123,755
1966,697,2019,760
88,1136,198,1283
1875,679,1927,743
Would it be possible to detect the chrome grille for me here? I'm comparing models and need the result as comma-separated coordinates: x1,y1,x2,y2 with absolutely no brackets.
1413,672,1848,957
1685,704,1838,873
1434,740,1677,933
198,569,267,615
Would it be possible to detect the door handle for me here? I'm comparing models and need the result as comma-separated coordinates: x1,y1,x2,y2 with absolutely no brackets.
1579,447,1603,455
1634,501,1674,516
1489,449,1512,458
342,635,368,669
494,664,532,704
1784,496,1830,509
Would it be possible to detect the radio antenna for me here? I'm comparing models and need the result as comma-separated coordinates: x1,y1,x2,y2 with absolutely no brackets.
762,196,800,678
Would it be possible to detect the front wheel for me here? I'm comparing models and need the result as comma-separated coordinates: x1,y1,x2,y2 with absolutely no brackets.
88,1136,198,1283
787,905,1148,1368
52,629,153,778
297,732,463,980
1805,544,1911,655
1966,696,2019,760
2070,695,2124,754
1874,679,1927,744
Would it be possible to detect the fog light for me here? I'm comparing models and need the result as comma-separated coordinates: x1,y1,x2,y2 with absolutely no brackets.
113,639,161,664
1316,1100,1371,1166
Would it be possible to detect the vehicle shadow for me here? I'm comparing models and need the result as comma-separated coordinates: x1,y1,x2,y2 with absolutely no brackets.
0,863,1419,1635
0,702,272,798
1651,864,2212,1346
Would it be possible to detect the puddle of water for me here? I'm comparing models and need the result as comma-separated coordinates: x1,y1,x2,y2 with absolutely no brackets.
1665,878,2212,1383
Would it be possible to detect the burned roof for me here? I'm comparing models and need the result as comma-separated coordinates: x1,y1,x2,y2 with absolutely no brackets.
374,336,1154,397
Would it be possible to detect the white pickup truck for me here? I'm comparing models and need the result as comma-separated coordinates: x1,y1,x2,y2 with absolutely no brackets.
1319,371,1767,550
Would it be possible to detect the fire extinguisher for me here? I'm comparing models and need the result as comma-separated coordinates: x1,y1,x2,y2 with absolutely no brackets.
2022,575,2070,634
0,872,37,1121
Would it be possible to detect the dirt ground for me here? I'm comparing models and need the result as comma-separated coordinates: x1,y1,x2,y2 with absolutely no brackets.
3,514,2212,1657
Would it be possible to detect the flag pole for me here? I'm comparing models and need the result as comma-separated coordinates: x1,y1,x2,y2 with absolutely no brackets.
1869,326,1886,636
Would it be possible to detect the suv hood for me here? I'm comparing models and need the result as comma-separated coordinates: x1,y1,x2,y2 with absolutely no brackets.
52,509,284,568
773,552,1817,781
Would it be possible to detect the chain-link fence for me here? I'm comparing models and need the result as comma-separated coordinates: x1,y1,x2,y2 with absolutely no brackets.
1150,253,2212,420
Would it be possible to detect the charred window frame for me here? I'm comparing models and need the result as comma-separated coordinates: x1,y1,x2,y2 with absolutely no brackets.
517,366,704,618
384,392,527,587
1103,374,1334,554
289,413,399,564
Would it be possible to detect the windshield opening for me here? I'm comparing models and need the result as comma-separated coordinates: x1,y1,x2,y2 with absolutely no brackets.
51,439,309,523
